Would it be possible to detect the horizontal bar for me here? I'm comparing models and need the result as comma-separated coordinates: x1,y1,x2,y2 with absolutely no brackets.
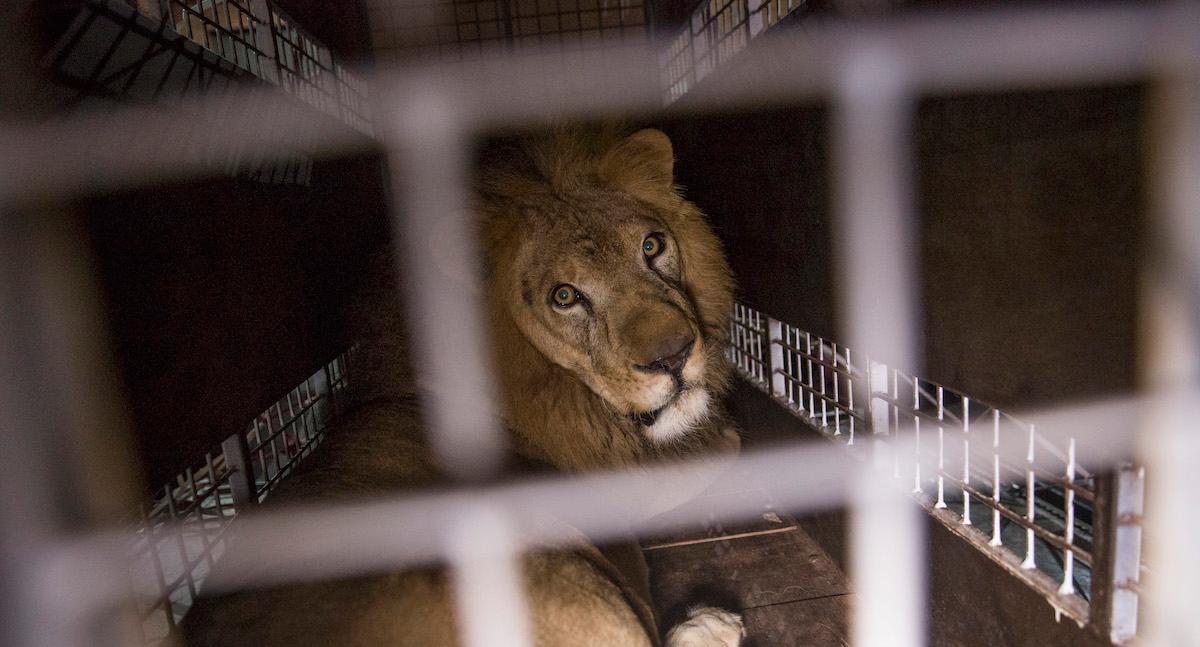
770,372,867,422
33,393,1144,615
0,2,1171,206
770,339,858,376
957,480,1094,567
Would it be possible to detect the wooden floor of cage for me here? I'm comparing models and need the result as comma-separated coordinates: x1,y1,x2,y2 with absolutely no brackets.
640,434,852,646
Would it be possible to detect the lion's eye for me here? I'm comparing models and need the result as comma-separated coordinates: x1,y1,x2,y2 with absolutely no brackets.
642,234,664,258
551,284,579,308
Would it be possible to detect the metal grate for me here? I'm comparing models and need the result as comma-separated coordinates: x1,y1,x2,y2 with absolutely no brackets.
660,0,753,102
734,303,1147,628
5,4,1192,647
162,0,270,77
508,0,647,53
727,302,769,390
131,449,236,643
660,0,813,102
749,0,806,35
365,0,647,62
243,348,354,500
264,4,374,135
130,348,354,644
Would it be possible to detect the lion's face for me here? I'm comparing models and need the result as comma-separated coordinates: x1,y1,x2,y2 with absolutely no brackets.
505,189,717,442
477,129,729,458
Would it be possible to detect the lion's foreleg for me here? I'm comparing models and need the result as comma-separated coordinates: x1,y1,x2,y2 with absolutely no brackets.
663,606,745,647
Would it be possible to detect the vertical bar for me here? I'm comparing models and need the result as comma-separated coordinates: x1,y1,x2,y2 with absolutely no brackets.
768,317,785,398
833,50,922,643
203,451,227,521
447,505,533,647
831,42,918,377
935,385,946,508
961,397,971,526
846,347,856,445
990,408,1002,546
1109,464,1145,643
1058,438,1076,595
852,463,925,647
387,95,505,480
1142,21,1200,644
912,373,922,493
805,331,816,417
0,212,140,647
755,310,765,383
221,431,257,508
1022,424,1036,570
818,340,829,429
832,343,843,434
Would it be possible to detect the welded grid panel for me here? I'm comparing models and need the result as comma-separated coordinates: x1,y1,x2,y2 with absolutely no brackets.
507,0,646,53
131,449,237,643
163,0,270,78
129,348,355,644
741,304,1122,622
747,0,805,36
257,4,373,134
768,318,866,444
366,0,501,61
660,0,749,102
365,0,645,62
266,5,338,118
0,5,1185,647
727,302,768,389
335,62,374,135
245,349,355,499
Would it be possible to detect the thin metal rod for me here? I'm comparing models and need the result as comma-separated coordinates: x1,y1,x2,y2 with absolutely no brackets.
852,462,925,647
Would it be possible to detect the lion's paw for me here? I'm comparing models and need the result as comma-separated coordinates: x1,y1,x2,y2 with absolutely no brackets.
664,606,745,647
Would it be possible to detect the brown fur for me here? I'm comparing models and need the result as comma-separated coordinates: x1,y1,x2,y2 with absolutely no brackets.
182,127,738,646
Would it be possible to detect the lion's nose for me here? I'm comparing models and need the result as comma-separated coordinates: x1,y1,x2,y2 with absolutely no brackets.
639,334,695,374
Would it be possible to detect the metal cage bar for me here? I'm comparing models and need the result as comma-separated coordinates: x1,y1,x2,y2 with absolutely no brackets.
1,3,1194,646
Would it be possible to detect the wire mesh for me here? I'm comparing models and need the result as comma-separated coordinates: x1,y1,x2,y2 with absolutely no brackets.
736,302,1138,626
366,0,647,62
128,348,354,644
162,0,269,77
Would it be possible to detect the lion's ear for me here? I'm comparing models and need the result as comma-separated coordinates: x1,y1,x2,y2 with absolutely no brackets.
601,128,675,193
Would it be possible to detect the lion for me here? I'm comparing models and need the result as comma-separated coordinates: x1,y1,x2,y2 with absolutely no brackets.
182,126,744,646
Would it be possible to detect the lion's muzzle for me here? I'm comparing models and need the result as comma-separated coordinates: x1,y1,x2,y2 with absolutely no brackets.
623,300,696,376
634,335,694,375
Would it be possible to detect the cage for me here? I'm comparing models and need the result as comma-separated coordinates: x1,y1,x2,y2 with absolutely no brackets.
2,0,1194,646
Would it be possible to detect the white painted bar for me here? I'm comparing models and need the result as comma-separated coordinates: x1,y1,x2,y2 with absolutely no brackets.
447,505,534,647
1142,11,1200,644
1110,464,1144,643
1022,424,1036,570
846,348,856,445
386,94,505,481
935,386,946,509
961,397,971,526
852,462,926,647
990,409,1002,547
1057,438,1076,596
769,317,786,399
